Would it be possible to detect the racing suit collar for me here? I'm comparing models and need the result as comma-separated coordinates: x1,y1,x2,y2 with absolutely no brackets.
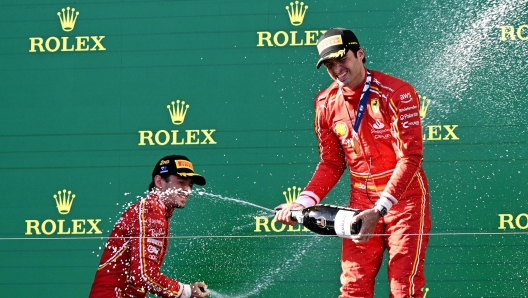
341,67,367,100
148,193,175,219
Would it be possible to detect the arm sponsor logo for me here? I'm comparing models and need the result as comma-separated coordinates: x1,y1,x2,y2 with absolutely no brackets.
399,92,413,103
147,237,163,247
400,112,419,121
149,228,165,238
334,121,348,137
400,105,418,113
147,245,160,255
402,121,420,129
146,218,165,226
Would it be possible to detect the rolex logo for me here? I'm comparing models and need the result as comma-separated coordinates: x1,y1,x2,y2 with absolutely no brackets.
257,1,326,47
54,189,75,214
57,7,79,32
167,100,189,125
283,186,301,204
419,95,431,120
25,189,103,236
286,1,308,26
138,99,217,146
254,186,309,233
29,6,106,53
418,94,460,141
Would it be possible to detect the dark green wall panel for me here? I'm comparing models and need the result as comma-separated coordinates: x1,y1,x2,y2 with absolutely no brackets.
1,0,527,297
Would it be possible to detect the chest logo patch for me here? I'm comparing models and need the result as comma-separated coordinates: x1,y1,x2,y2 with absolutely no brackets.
373,119,385,129
334,121,348,137
370,98,380,114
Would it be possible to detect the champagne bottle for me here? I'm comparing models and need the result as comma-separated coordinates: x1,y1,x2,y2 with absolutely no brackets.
289,204,362,237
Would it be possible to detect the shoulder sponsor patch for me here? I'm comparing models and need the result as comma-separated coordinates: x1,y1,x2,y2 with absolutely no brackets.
334,121,348,137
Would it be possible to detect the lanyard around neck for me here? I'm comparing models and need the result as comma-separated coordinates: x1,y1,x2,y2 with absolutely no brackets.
342,69,372,135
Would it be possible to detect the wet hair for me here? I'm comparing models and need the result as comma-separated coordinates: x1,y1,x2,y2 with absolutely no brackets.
148,174,172,191
349,47,366,64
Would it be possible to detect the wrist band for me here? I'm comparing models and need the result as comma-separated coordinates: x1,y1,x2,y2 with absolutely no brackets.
374,196,393,212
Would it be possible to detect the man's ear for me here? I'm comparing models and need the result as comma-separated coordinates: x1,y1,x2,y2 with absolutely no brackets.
154,175,164,189
357,48,365,61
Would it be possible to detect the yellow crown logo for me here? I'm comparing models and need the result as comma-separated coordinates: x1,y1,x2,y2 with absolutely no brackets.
57,7,80,32
283,186,301,204
419,95,431,120
285,1,308,26
421,287,429,298
167,100,189,125
53,189,76,215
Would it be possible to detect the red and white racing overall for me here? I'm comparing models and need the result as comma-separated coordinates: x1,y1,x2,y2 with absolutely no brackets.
89,194,191,298
295,68,431,298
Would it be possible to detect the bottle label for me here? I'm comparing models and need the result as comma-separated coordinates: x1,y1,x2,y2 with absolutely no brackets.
334,210,357,238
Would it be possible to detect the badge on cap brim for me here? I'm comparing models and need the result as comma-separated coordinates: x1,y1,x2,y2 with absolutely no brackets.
317,35,343,55
175,160,194,171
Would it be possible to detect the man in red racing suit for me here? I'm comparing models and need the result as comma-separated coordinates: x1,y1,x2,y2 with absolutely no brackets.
275,28,431,298
89,155,209,298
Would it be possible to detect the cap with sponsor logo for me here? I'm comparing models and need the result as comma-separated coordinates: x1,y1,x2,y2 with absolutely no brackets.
149,155,206,190
316,28,361,69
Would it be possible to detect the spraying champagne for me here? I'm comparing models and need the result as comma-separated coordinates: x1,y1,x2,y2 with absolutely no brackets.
278,204,362,238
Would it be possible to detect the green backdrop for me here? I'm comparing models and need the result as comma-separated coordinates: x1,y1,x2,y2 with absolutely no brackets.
1,0,527,297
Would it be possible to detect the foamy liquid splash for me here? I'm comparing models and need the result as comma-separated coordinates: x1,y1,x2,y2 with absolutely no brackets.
194,236,322,298
204,289,245,298
196,190,275,213
151,187,192,200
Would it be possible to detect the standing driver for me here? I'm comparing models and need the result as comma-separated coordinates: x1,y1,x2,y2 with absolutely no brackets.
274,28,431,298
89,154,209,298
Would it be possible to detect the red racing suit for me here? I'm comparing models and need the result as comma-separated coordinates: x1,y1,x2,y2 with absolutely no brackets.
295,68,431,298
89,193,191,298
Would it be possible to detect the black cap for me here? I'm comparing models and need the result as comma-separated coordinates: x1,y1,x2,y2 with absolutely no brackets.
149,155,206,190
316,28,361,69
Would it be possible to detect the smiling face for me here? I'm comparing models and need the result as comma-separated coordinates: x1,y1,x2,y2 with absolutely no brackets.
154,174,194,209
323,49,365,90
